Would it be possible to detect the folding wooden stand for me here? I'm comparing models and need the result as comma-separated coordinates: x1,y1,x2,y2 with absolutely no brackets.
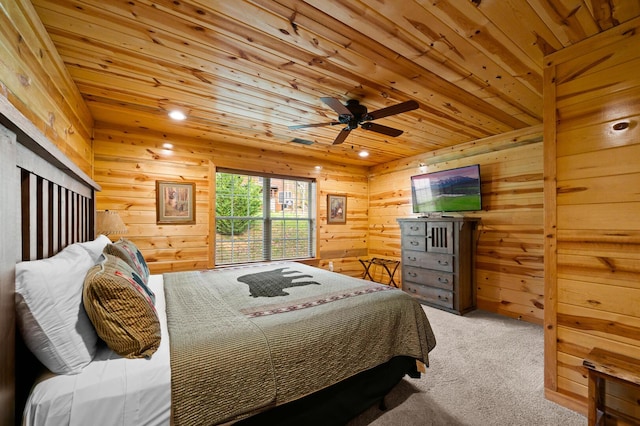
359,258,400,287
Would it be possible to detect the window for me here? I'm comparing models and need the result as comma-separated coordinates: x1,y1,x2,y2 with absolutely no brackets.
215,169,316,265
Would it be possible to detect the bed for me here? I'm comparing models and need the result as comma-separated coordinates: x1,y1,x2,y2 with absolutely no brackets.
0,101,436,426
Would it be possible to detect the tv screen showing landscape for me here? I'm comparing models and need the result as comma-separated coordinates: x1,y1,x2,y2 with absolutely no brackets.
411,164,482,213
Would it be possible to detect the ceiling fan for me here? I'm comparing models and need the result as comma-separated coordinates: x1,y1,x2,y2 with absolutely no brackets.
288,97,419,145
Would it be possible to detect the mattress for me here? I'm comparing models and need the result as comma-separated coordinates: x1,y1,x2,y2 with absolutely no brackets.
22,275,171,426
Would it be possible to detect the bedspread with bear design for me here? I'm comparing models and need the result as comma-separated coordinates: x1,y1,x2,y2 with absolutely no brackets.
163,261,436,426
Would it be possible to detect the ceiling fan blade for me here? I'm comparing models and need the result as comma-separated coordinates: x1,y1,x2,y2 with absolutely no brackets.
321,97,353,118
288,121,341,130
365,100,419,121
361,122,404,137
332,128,352,145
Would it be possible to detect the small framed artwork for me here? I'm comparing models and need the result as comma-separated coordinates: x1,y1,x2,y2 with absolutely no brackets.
327,194,347,224
156,181,196,224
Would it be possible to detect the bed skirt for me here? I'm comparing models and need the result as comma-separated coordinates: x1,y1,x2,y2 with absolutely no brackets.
233,355,418,426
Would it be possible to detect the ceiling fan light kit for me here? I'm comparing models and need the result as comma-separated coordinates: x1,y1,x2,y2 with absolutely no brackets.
289,97,419,145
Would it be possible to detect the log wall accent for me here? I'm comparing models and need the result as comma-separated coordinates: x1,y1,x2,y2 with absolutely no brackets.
0,0,93,175
369,124,545,324
544,16,640,418
92,123,369,276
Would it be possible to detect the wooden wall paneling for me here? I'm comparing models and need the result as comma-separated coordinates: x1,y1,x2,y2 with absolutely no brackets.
91,125,346,177
556,203,640,231
544,15,640,419
556,59,640,108
93,124,370,275
558,172,640,205
94,130,212,272
556,113,640,158
558,250,640,286
557,143,640,182
558,303,640,348
0,0,93,175
557,351,588,398
317,175,369,276
543,51,559,396
366,172,411,263
0,1,92,126
368,126,544,323
369,129,543,323
472,142,545,323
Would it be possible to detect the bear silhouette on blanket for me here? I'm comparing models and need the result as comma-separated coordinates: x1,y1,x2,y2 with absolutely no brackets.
237,267,321,297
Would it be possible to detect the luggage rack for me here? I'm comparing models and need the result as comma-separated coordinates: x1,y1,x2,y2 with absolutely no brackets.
359,257,400,287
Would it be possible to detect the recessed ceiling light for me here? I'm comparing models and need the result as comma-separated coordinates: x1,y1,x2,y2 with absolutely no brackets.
315,165,322,170
168,110,186,120
358,151,369,158
162,143,174,149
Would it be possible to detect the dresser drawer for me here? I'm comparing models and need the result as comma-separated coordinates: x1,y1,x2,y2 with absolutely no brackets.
402,251,454,272
401,221,426,236
403,266,454,290
402,236,427,252
403,282,454,310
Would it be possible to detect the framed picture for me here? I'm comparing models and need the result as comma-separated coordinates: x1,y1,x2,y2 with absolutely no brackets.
156,181,196,224
327,194,347,224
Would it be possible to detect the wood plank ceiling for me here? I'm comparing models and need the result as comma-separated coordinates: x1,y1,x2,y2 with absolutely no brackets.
32,0,640,166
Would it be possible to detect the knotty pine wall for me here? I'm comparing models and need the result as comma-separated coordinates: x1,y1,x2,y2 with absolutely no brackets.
92,123,369,276
369,125,545,324
0,0,93,176
543,17,640,419
94,122,547,327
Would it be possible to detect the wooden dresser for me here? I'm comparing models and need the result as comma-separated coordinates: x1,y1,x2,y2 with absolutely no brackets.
397,217,478,315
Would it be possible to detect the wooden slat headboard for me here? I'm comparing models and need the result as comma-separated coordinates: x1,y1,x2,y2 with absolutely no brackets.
0,100,100,425
18,142,94,261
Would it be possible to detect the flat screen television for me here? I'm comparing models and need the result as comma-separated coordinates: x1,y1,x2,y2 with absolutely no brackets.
411,164,482,214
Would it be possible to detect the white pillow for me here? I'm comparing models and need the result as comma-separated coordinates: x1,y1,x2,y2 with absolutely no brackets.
79,234,111,262
15,235,111,374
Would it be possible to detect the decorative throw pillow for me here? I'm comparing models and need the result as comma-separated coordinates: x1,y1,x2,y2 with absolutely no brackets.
104,238,150,284
15,235,111,374
83,254,161,358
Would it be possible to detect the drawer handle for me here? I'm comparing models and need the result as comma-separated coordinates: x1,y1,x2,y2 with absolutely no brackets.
410,241,419,246
409,272,417,278
438,295,449,301
408,256,417,261
438,277,449,284
438,260,449,266
410,226,419,231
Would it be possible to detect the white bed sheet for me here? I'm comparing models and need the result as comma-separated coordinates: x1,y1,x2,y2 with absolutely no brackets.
23,275,171,426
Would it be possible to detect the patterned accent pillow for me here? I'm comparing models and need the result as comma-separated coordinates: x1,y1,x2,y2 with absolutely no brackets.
104,238,150,284
83,254,160,358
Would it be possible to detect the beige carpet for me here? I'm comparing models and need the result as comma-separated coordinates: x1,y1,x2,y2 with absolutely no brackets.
348,305,586,426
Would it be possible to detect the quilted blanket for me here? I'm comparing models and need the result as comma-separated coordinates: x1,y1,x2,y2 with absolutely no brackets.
163,262,436,426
